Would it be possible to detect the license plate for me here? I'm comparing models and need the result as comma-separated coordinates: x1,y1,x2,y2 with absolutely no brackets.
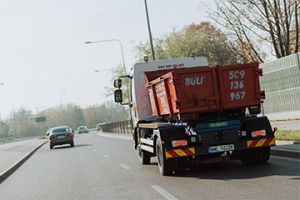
208,144,234,153
57,135,65,139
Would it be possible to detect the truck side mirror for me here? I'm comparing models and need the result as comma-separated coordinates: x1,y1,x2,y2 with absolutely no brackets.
114,79,122,88
114,89,123,103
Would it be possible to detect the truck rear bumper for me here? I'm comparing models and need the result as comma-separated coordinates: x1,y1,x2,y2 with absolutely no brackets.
165,138,275,159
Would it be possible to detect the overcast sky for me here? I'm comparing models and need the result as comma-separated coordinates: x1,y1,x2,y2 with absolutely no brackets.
0,0,210,118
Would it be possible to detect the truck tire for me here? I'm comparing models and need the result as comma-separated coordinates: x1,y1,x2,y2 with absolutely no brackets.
257,147,271,163
156,137,173,176
240,147,270,165
139,149,151,164
50,144,54,149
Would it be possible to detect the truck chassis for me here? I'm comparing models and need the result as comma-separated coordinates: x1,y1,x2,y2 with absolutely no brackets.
135,116,275,175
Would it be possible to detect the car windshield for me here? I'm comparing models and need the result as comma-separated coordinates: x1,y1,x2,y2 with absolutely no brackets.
51,128,69,133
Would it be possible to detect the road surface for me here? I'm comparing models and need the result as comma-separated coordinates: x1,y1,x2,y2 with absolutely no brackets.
0,133,299,200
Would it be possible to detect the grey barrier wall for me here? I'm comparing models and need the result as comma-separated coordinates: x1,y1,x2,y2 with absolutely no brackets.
100,120,132,134
260,53,300,119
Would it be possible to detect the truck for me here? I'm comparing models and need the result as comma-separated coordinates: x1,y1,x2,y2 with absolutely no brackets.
113,56,276,176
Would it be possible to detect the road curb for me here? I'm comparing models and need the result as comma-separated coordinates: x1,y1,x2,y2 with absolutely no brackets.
0,140,48,184
271,149,300,159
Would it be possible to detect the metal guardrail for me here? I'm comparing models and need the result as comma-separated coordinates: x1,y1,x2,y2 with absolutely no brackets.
100,120,133,135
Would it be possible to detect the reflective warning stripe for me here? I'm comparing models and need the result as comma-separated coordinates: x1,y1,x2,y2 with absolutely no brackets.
247,138,275,148
165,147,195,159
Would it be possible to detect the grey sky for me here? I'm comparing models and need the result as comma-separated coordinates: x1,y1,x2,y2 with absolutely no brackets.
0,0,210,118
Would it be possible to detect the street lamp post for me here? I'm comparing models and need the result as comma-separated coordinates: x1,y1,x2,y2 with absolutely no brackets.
144,0,155,61
85,39,126,74
86,39,133,131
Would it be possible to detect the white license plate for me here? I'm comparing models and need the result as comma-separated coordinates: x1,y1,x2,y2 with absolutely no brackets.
208,144,234,153
57,136,65,139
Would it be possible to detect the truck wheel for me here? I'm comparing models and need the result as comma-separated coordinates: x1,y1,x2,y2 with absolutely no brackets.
257,147,270,163
50,144,54,149
240,147,270,165
139,149,151,164
156,138,173,176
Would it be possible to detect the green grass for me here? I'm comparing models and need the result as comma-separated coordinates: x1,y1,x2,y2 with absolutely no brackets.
275,130,300,141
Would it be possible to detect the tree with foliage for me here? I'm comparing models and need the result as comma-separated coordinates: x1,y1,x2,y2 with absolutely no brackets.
6,108,40,137
211,0,300,63
0,101,128,141
0,120,9,137
83,102,126,128
135,22,241,65
42,104,85,130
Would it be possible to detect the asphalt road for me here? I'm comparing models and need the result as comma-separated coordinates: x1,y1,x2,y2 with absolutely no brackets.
0,133,299,200
0,138,45,175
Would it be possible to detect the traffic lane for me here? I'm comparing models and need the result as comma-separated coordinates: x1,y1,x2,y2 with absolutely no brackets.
0,133,164,200
76,133,300,200
124,151,300,199
94,134,300,200
0,138,45,174
153,156,300,200
1,133,299,200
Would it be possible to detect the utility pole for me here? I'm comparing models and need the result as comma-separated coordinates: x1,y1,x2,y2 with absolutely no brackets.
144,0,155,60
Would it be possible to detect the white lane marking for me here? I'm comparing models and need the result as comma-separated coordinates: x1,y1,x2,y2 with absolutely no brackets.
120,163,131,170
92,149,97,152
103,154,110,158
151,185,178,200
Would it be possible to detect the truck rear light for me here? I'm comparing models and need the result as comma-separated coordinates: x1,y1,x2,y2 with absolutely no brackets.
251,129,266,137
172,140,188,148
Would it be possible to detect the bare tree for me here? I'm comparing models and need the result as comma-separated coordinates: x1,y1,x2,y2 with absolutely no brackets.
211,0,300,62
